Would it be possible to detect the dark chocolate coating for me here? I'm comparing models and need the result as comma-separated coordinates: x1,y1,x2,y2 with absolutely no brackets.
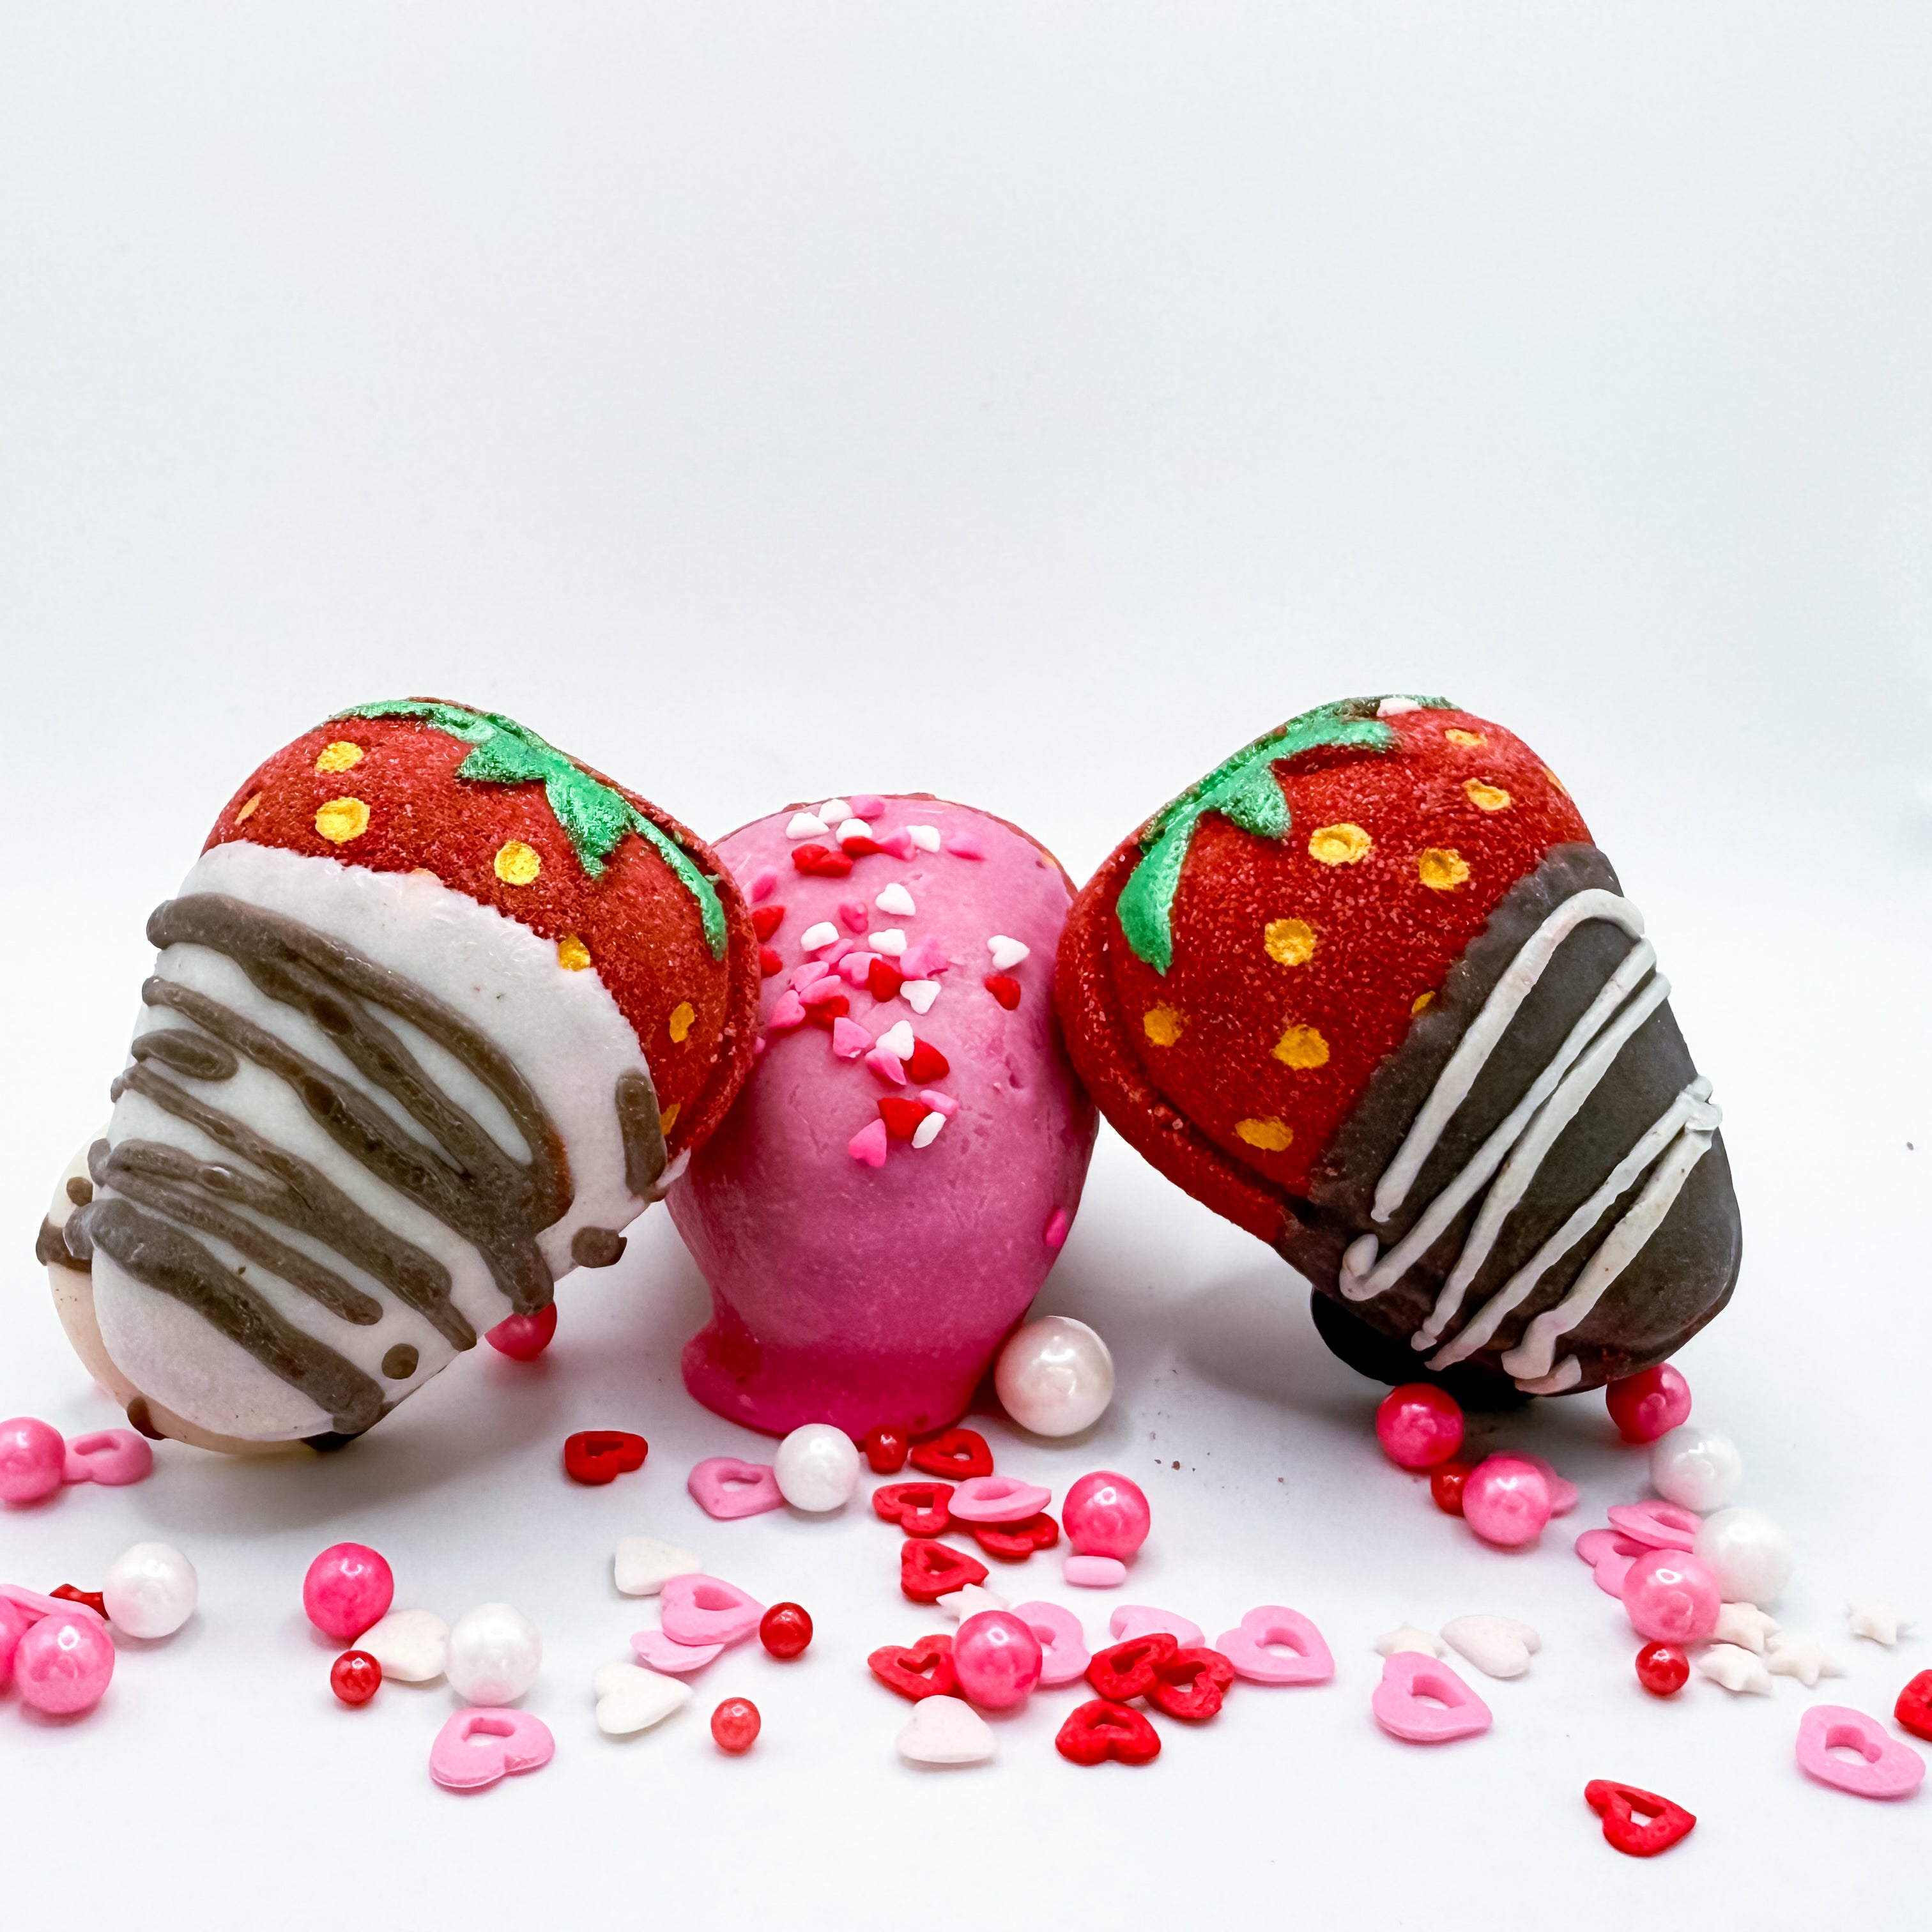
1286,845,1742,1393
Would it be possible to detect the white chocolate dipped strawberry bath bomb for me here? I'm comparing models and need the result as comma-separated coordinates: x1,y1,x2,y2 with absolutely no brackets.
38,700,760,1452
667,797,1098,1438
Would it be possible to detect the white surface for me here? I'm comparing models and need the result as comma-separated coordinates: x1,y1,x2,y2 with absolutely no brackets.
1,6,1929,1929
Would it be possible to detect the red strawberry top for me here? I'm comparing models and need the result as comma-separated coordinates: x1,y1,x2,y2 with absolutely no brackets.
201,698,760,1156
1059,696,1591,1234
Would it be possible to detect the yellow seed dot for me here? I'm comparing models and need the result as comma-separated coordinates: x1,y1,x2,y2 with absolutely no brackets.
1411,990,1435,1016
314,797,370,844
1307,822,1371,866
494,840,541,886
1544,765,1568,795
557,934,592,972
659,1101,682,1134
314,741,364,775
668,1000,695,1044
235,792,261,823
1236,1117,1294,1152
1272,1023,1330,1070
1417,847,1470,891
1264,917,1317,967
1445,728,1485,748
1463,779,1512,813
1142,1004,1185,1047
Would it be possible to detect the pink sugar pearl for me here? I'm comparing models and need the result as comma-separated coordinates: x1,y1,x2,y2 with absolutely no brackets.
15,1609,115,1715
0,1596,37,1689
1604,1365,1692,1445
1621,1549,1721,1644
951,1609,1043,1711
0,1416,66,1504
1062,1471,1151,1561
1460,1455,1552,1547
1374,1384,1465,1470
302,1543,395,1642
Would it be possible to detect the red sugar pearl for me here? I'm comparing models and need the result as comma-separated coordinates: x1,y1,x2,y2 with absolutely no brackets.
330,1650,382,1706
1606,1365,1693,1445
865,1425,910,1474
760,1602,813,1660
710,1697,761,1753
1429,1460,1475,1515
486,1303,558,1360
1374,1384,1465,1469
1636,1642,1689,1697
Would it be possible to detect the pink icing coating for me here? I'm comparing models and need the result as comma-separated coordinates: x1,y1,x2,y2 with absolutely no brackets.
669,797,1097,1437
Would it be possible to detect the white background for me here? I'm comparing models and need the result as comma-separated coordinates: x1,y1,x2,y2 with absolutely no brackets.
3,6,1929,1927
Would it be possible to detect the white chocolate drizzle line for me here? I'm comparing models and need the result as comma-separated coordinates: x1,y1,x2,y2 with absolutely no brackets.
1338,889,1721,1392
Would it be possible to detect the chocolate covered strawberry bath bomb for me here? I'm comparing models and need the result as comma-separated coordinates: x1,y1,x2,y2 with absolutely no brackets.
668,796,1096,1438
1057,698,1739,1402
39,700,758,1450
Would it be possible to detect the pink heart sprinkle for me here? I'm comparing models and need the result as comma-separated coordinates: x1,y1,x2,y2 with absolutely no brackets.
849,795,887,820
1372,1651,1492,1744
790,961,831,990
429,1708,555,1791
899,938,951,978
1607,1501,1700,1551
1109,1604,1204,1648
746,869,778,904
943,832,985,860
631,1630,724,1674
1215,1606,1335,1685
659,1574,765,1648
849,1119,889,1167
864,1048,907,1086
837,900,870,933
831,1018,872,1059
919,1089,959,1116
1013,1600,1090,1686
878,831,916,860
802,977,848,1007
687,1457,786,1520
61,1429,153,1487
768,992,807,1031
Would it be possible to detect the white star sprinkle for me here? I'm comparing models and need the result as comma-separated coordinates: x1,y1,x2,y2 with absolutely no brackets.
1712,1602,1781,1653
1848,1601,1914,1646
1374,1624,1444,1659
1696,1643,1773,1695
935,1584,1009,1621
1767,1634,1847,1689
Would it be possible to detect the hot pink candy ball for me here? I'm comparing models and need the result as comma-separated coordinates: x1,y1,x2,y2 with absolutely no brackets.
302,1543,394,1642
1460,1455,1552,1547
1621,1549,1721,1644
951,1609,1043,1711
1374,1384,1465,1470
15,1609,115,1715
0,1596,37,1689
1604,1365,1693,1445
1062,1471,1151,1560
0,1416,66,1504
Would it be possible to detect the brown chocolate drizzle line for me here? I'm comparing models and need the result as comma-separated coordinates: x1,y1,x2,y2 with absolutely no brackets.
131,1027,238,1082
82,1197,384,1436
37,1216,86,1271
571,1225,627,1268
615,1068,666,1199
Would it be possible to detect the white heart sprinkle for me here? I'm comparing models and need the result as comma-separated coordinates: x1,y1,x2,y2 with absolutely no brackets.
613,1537,702,1598
785,812,829,840
869,930,907,956
836,818,873,842
877,1020,915,1060
594,1662,692,1736
1440,1614,1540,1679
799,921,839,952
903,980,940,1013
1373,1623,1443,1659
875,883,917,917
986,935,1030,969
817,799,852,824
896,1694,995,1766
907,825,942,852
358,1609,450,1683
937,1584,1009,1621
912,1112,946,1149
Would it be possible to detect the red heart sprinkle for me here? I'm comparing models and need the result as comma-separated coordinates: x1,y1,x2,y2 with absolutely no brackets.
864,1424,910,1474
1897,1669,1932,1742
1086,1633,1179,1702
970,1512,1060,1560
872,1481,954,1537
985,974,1022,1009
758,946,783,977
1584,1781,1696,1858
903,1039,949,1083
562,1430,649,1485
866,960,905,1003
50,1584,108,1619
909,1427,993,1480
868,1634,958,1701
841,836,884,857
899,1538,990,1603
804,995,850,1030
791,845,853,878
878,1098,931,1142
751,904,785,940
1055,1698,1162,1767
1146,1646,1236,1721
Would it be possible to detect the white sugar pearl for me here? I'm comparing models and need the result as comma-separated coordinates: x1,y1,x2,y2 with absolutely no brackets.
1695,1506,1793,1607
1649,1423,1742,1512
994,1315,1115,1437
774,1423,861,1512
101,1541,197,1638
448,1602,542,1705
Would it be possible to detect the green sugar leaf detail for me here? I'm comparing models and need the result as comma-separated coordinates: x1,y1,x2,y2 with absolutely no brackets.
1116,694,1448,974
335,698,728,960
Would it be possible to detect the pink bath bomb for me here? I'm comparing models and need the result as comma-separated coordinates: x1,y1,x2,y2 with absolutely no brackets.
668,797,1096,1438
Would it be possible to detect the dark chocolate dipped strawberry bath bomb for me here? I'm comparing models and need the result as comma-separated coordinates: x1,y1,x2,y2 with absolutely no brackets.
38,700,760,1452
1057,696,1740,1404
